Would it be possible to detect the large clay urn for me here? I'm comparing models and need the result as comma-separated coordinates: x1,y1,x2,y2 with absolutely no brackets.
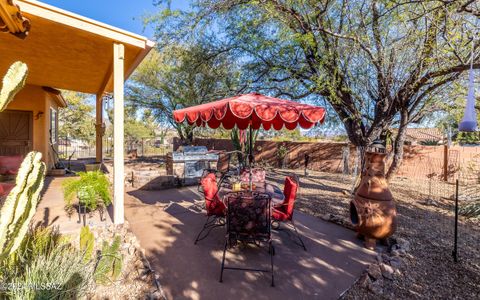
350,151,397,249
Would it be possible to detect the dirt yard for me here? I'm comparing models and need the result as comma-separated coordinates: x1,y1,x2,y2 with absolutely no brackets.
267,169,480,299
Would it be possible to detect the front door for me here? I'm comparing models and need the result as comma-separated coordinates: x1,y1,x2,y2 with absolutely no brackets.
0,110,33,156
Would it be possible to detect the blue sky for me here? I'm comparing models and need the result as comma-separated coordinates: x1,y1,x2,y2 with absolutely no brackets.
42,0,190,39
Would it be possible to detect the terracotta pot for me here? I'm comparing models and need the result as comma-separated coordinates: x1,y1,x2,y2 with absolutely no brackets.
350,152,397,249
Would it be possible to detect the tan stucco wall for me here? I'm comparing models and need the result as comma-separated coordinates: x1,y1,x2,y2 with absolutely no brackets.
5,84,62,169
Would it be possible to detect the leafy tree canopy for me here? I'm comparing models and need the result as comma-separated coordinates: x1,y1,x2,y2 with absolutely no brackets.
148,0,479,178
58,91,95,142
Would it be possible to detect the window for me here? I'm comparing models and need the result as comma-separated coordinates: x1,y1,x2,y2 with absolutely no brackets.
50,107,58,144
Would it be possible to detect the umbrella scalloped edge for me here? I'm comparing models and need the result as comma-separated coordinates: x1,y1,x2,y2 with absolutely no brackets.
173,93,326,131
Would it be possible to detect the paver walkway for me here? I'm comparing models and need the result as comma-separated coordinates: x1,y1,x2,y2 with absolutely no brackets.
125,186,376,300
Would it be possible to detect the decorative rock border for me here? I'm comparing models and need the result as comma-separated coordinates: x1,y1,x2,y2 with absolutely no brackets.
84,221,167,299
318,212,412,298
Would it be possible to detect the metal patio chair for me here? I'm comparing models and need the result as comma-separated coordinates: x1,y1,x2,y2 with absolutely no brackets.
194,173,226,244
271,175,307,251
219,191,275,286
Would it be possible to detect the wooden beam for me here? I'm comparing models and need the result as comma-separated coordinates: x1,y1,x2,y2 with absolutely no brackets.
113,43,125,224
95,92,104,163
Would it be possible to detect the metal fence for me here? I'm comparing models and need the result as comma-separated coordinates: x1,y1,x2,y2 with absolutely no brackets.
58,136,172,160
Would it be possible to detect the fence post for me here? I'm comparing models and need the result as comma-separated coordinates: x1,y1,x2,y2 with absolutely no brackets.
443,145,448,181
452,179,459,263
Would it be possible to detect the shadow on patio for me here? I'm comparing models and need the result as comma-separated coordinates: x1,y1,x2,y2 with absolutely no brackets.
125,186,376,300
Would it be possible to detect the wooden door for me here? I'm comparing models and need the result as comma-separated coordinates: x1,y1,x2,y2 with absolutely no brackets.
0,110,33,156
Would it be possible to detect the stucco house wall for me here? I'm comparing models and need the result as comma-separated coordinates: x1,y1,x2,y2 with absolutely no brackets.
5,84,65,169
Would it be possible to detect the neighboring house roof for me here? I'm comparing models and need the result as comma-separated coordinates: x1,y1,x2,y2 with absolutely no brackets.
0,0,154,94
0,0,30,38
398,128,445,143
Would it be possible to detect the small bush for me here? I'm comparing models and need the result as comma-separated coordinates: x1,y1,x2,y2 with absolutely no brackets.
0,226,92,300
63,171,112,211
459,202,480,219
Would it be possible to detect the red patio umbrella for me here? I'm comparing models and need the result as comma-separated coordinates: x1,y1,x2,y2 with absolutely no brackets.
173,92,326,188
173,92,326,131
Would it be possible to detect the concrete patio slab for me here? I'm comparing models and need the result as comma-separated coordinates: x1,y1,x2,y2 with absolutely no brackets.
125,186,376,300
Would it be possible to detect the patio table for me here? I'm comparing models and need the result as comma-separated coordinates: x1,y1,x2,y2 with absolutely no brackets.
220,182,285,205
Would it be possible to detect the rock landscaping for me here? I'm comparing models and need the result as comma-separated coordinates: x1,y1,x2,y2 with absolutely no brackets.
84,221,166,300
267,169,480,300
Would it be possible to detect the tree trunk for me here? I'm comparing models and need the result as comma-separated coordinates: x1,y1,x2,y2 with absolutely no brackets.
386,109,409,180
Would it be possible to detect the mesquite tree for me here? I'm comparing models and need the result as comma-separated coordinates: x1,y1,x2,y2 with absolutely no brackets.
153,0,480,178
126,43,243,145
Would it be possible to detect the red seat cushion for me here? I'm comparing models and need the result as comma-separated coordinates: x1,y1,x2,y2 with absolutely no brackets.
201,173,226,216
0,155,23,175
0,182,15,197
272,207,289,221
272,176,298,221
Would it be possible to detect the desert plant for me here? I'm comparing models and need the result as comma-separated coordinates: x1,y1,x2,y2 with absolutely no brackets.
276,144,288,168
0,61,28,112
80,226,94,262
459,202,480,219
94,235,123,285
3,243,93,300
0,225,91,300
420,140,441,146
231,128,258,167
63,171,111,212
0,152,46,259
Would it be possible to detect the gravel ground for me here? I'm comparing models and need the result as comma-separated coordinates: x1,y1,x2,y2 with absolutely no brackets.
267,169,480,300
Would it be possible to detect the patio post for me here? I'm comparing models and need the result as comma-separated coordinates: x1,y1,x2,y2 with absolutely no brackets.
95,93,103,163
113,43,125,224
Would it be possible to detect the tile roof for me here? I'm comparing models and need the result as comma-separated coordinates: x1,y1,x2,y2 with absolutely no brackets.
399,128,445,142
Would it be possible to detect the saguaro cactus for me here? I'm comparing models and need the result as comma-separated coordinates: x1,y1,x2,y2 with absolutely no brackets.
0,61,28,112
0,151,46,259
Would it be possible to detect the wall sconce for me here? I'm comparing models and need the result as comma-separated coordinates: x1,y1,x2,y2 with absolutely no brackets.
35,111,44,120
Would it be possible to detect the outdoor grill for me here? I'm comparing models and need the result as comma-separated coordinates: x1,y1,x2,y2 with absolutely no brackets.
166,146,219,185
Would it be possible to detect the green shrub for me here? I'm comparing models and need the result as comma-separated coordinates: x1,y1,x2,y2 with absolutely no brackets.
420,140,441,146
94,235,123,285
4,244,93,300
456,132,480,145
80,226,94,262
63,171,112,212
459,202,480,219
0,226,92,300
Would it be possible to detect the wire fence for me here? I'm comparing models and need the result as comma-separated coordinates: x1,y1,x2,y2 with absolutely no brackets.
58,136,172,160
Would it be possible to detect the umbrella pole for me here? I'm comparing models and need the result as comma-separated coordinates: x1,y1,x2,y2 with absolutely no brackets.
249,125,253,191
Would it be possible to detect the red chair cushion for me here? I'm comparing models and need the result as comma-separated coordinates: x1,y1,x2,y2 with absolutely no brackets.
0,182,15,197
0,155,23,175
201,173,226,216
272,176,298,221
272,208,289,221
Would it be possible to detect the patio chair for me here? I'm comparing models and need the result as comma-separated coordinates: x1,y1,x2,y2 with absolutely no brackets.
194,173,226,244
197,151,234,192
240,167,266,184
220,192,275,286
271,175,307,251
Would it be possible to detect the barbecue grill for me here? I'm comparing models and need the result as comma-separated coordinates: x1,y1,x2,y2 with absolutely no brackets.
166,146,219,185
